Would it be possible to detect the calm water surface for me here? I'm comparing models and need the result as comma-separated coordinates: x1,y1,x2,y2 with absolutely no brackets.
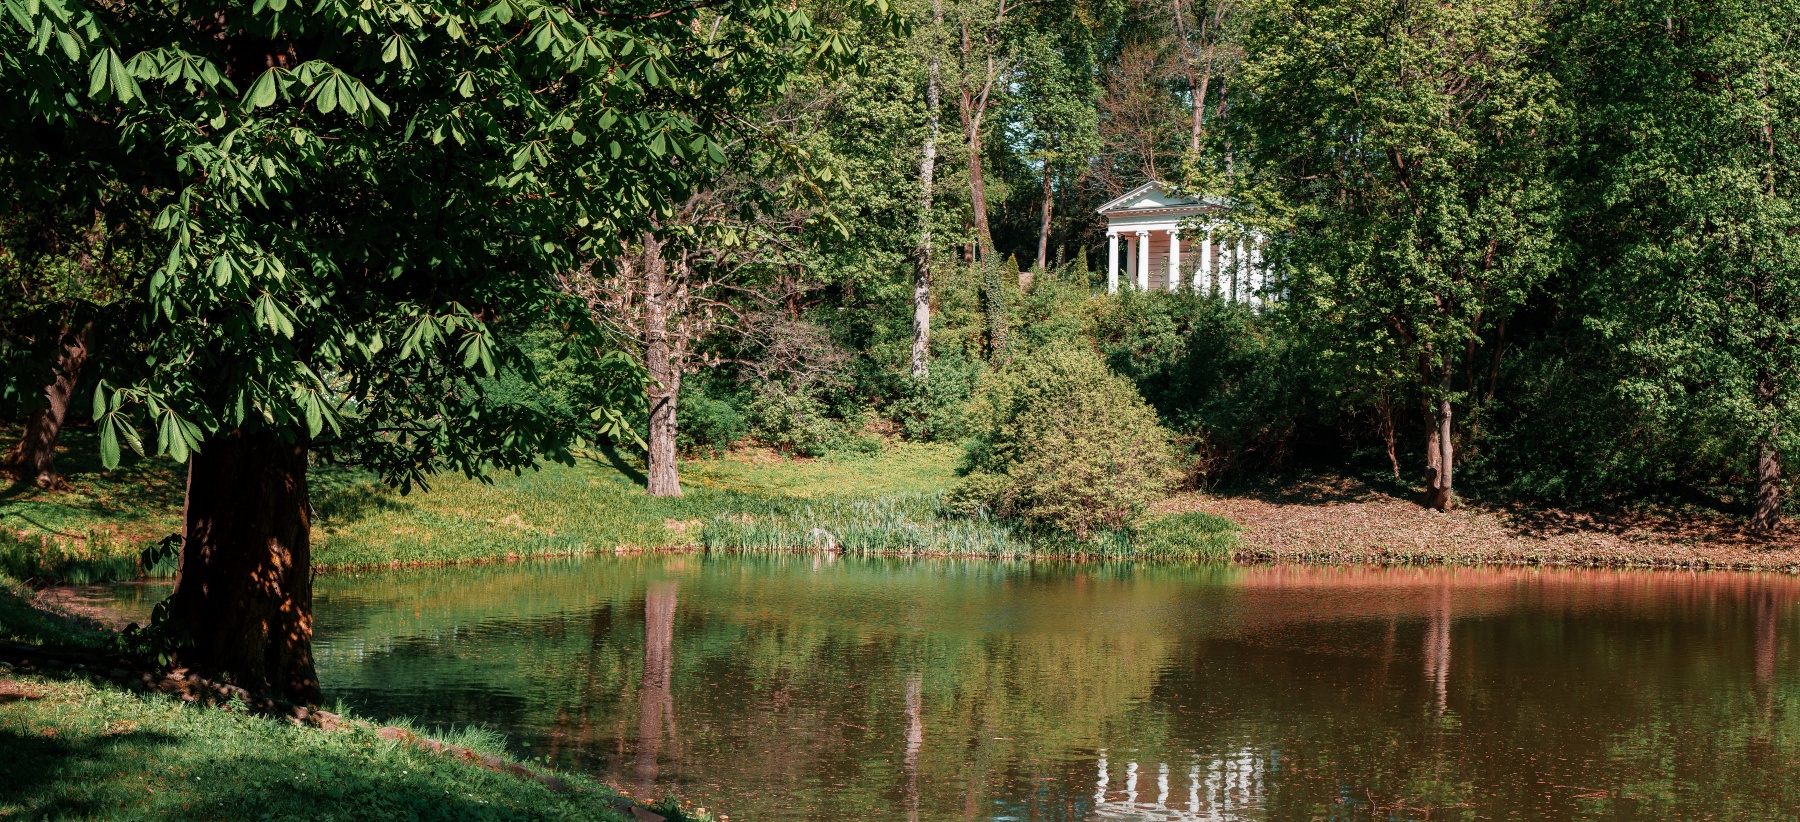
111,557,1800,819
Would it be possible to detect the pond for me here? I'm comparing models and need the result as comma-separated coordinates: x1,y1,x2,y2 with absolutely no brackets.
107,556,1800,820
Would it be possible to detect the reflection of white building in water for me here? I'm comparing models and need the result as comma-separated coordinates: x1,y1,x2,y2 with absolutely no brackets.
1092,749,1269,821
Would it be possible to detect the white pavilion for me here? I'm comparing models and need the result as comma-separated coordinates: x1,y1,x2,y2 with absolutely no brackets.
1097,181,1271,303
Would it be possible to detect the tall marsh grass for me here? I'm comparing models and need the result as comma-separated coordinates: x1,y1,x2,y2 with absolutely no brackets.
699,493,1240,560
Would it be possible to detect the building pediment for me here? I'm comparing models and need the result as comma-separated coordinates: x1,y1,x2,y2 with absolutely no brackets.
1096,181,1224,217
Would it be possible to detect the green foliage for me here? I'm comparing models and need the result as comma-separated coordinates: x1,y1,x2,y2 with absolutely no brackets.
1,0,897,492
1233,0,1563,488
1131,511,1239,561
699,493,1033,556
952,343,1182,537
743,381,846,458
677,382,747,457
1526,0,1800,508
890,353,984,441
1093,291,1329,478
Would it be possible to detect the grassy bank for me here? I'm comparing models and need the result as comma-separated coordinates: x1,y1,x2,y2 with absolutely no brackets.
0,671,692,821
4,430,1238,583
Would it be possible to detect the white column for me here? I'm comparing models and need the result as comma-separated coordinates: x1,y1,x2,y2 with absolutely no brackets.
1167,230,1181,292
1198,227,1213,295
1135,230,1150,291
1107,231,1120,294
1237,237,1248,303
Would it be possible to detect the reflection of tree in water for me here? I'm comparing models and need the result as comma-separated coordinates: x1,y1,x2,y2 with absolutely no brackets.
635,581,680,788
307,558,1800,820
1424,583,1451,716
904,671,922,822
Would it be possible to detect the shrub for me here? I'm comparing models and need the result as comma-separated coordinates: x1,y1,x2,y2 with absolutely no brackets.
890,354,984,442
678,382,747,456
950,344,1182,537
743,381,844,457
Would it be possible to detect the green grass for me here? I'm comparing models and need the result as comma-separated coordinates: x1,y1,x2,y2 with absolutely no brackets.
309,442,972,568
4,430,1238,573
1131,511,1241,560
698,492,1035,556
0,672,700,821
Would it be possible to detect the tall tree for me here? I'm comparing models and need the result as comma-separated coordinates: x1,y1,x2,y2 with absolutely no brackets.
913,0,945,379
1165,0,1237,157
1560,0,1800,529
1235,0,1562,509
0,173,146,488
950,0,1029,282
1009,29,1100,279
2,0,885,702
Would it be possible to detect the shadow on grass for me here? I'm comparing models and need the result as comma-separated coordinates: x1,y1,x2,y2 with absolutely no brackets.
596,439,648,488
1212,463,1417,507
312,481,411,527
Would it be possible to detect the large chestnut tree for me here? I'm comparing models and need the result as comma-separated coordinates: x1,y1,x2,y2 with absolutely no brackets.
1,0,888,702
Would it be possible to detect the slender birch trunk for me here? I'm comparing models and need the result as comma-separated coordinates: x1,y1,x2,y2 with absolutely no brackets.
911,0,943,381
1033,160,1052,284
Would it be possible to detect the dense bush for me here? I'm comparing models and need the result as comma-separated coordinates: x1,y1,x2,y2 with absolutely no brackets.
889,354,985,442
950,344,1182,537
1091,291,1335,480
677,379,748,457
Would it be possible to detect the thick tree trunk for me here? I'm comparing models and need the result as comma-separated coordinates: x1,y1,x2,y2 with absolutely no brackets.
1750,427,1782,531
171,427,320,704
6,324,90,488
1033,160,1052,286
642,232,683,498
1425,367,1455,511
912,7,943,382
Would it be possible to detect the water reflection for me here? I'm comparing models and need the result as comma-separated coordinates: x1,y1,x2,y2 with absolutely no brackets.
93,559,1800,819
636,581,678,788
1092,750,1268,821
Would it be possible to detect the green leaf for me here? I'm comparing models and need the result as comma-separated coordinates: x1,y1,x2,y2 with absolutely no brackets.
98,417,120,469
86,50,107,97
246,68,279,109
317,76,339,114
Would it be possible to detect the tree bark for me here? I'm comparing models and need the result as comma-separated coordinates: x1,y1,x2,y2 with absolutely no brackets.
912,2,943,381
1751,426,1782,531
1033,159,1052,286
171,427,320,704
5,324,90,488
957,20,999,277
1425,364,1455,511
642,231,683,498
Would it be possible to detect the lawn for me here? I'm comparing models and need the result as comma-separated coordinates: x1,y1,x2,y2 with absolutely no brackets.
0,672,692,822
3,427,1237,582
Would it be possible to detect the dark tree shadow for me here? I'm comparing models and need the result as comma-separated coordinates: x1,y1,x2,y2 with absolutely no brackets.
595,439,648,488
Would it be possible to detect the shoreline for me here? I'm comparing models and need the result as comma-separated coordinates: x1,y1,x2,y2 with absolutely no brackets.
1163,478,1800,574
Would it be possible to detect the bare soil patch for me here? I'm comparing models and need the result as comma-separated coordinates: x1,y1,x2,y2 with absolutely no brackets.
1158,476,1800,572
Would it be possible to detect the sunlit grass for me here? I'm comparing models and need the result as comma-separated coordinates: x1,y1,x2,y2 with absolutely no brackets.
4,431,1236,572
0,674,647,821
